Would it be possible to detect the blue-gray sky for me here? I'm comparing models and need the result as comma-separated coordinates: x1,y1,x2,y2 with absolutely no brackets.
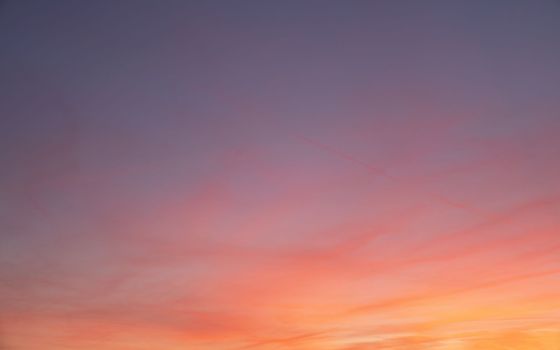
1,1,560,349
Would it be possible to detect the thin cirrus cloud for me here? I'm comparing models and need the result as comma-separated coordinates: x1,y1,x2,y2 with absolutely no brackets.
1,0,560,349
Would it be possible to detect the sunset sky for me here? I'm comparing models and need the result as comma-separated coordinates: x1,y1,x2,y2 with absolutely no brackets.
1,1,560,349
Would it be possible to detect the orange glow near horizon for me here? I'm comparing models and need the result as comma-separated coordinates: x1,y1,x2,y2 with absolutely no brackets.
1,1,560,349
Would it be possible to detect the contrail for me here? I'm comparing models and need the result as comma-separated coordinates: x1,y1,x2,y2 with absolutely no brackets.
293,133,484,217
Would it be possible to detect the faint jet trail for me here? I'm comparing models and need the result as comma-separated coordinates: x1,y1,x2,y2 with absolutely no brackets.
293,134,484,217
219,86,484,217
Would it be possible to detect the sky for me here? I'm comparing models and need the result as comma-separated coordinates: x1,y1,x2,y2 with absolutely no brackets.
1,0,560,349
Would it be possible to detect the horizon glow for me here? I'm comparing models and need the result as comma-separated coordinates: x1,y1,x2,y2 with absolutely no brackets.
1,1,560,349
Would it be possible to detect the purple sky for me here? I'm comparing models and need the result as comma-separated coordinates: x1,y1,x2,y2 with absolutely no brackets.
1,1,560,349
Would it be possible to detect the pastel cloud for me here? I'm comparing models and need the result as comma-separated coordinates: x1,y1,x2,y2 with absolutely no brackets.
1,1,560,349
